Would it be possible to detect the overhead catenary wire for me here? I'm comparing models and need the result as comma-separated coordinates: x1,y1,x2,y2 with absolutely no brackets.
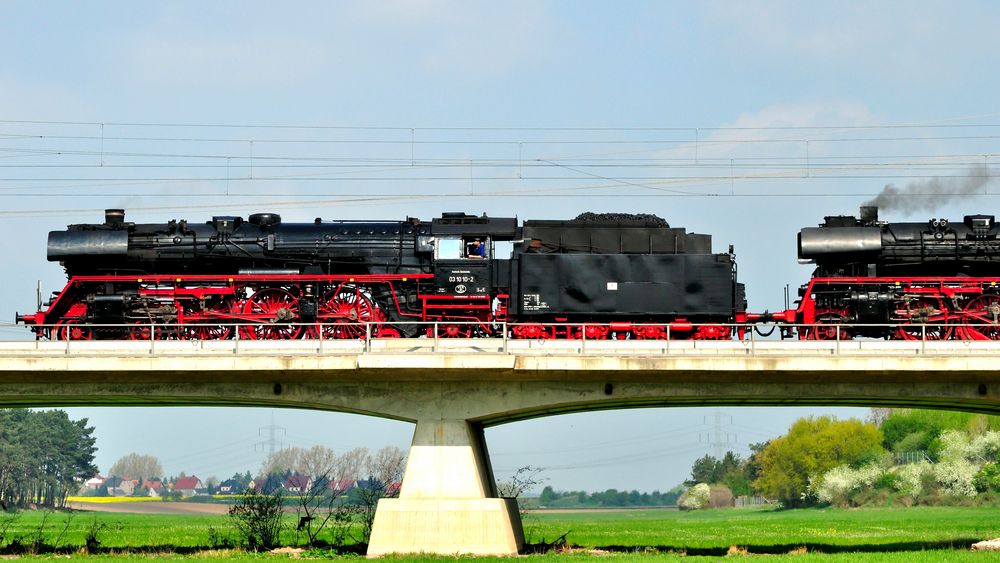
0,118,998,217
5,115,1000,130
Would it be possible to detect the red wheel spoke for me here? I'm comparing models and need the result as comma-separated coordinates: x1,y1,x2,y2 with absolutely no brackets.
957,294,1000,341
128,322,177,340
430,322,473,338
316,287,382,339
805,308,850,341
241,288,302,340
180,298,236,340
893,296,951,341
54,320,92,341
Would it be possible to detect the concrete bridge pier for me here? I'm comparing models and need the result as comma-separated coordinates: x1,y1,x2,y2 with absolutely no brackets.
367,419,524,556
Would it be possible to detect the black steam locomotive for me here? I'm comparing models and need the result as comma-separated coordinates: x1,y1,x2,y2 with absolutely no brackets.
788,206,1000,340
18,210,746,341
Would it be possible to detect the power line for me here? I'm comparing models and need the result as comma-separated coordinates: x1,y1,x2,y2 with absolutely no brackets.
4,116,1000,131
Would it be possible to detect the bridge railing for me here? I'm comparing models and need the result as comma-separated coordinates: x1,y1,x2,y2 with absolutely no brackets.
2,320,1000,356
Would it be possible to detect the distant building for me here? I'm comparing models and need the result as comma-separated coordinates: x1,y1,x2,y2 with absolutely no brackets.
249,474,284,494
172,476,204,497
217,479,244,495
327,479,357,494
104,476,136,496
141,480,164,497
83,475,106,490
284,474,312,495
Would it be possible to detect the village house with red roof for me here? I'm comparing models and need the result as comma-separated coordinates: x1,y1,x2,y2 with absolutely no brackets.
171,476,205,497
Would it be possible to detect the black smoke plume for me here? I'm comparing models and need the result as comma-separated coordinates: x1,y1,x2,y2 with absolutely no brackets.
864,164,997,215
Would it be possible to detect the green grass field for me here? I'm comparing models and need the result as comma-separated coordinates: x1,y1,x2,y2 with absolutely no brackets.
526,506,1000,552
0,506,997,560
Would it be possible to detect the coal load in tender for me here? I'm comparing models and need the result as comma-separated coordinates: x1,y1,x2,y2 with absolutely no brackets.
574,212,669,227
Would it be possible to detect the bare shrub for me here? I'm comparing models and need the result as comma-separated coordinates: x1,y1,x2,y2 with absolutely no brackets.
0,511,20,549
228,489,284,551
354,447,405,544
294,474,357,548
84,516,113,554
497,465,548,544
708,484,734,508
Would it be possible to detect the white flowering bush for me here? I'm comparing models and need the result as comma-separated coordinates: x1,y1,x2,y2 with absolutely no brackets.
895,461,932,497
969,431,1000,461
678,483,711,510
937,430,971,462
811,464,885,505
933,459,979,497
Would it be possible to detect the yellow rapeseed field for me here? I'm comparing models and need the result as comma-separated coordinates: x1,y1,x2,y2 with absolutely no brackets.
65,496,162,503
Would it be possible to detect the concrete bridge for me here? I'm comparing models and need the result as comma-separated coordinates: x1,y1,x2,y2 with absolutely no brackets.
0,338,998,555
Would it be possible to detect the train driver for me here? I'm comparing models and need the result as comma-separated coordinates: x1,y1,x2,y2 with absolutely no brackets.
467,238,487,259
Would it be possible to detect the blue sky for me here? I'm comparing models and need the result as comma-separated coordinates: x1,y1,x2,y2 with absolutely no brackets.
2,1,999,491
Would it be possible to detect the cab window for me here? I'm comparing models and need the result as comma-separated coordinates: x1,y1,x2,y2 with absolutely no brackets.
465,237,488,259
434,236,489,259
435,237,464,259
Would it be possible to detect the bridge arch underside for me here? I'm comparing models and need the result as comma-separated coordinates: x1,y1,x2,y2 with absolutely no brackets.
0,358,996,420
0,353,998,555
0,377,994,421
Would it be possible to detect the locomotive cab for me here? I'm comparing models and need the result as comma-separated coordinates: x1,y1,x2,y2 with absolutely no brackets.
429,213,518,298
432,235,493,295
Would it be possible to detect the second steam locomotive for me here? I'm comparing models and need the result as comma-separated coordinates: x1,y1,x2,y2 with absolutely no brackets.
17,205,1000,341
794,206,1000,340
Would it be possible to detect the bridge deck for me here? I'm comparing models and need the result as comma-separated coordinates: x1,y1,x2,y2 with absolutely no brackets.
1,338,999,357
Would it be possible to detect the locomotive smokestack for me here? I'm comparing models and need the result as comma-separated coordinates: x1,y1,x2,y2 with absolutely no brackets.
105,209,125,227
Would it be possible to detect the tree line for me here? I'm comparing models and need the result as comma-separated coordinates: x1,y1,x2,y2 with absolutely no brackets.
537,485,682,508
0,409,97,509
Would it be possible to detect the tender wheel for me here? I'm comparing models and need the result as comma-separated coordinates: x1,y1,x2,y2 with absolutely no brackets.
375,327,401,338
956,294,1000,340
576,324,611,340
511,323,551,339
893,296,951,340
630,325,666,340
316,288,382,339
240,288,302,340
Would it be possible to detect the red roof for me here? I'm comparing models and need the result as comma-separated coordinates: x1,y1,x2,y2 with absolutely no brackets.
328,479,356,492
285,475,310,490
174,476,201,490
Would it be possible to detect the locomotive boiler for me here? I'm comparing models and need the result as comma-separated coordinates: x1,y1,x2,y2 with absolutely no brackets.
788,206,1000,340
17,210,745,341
